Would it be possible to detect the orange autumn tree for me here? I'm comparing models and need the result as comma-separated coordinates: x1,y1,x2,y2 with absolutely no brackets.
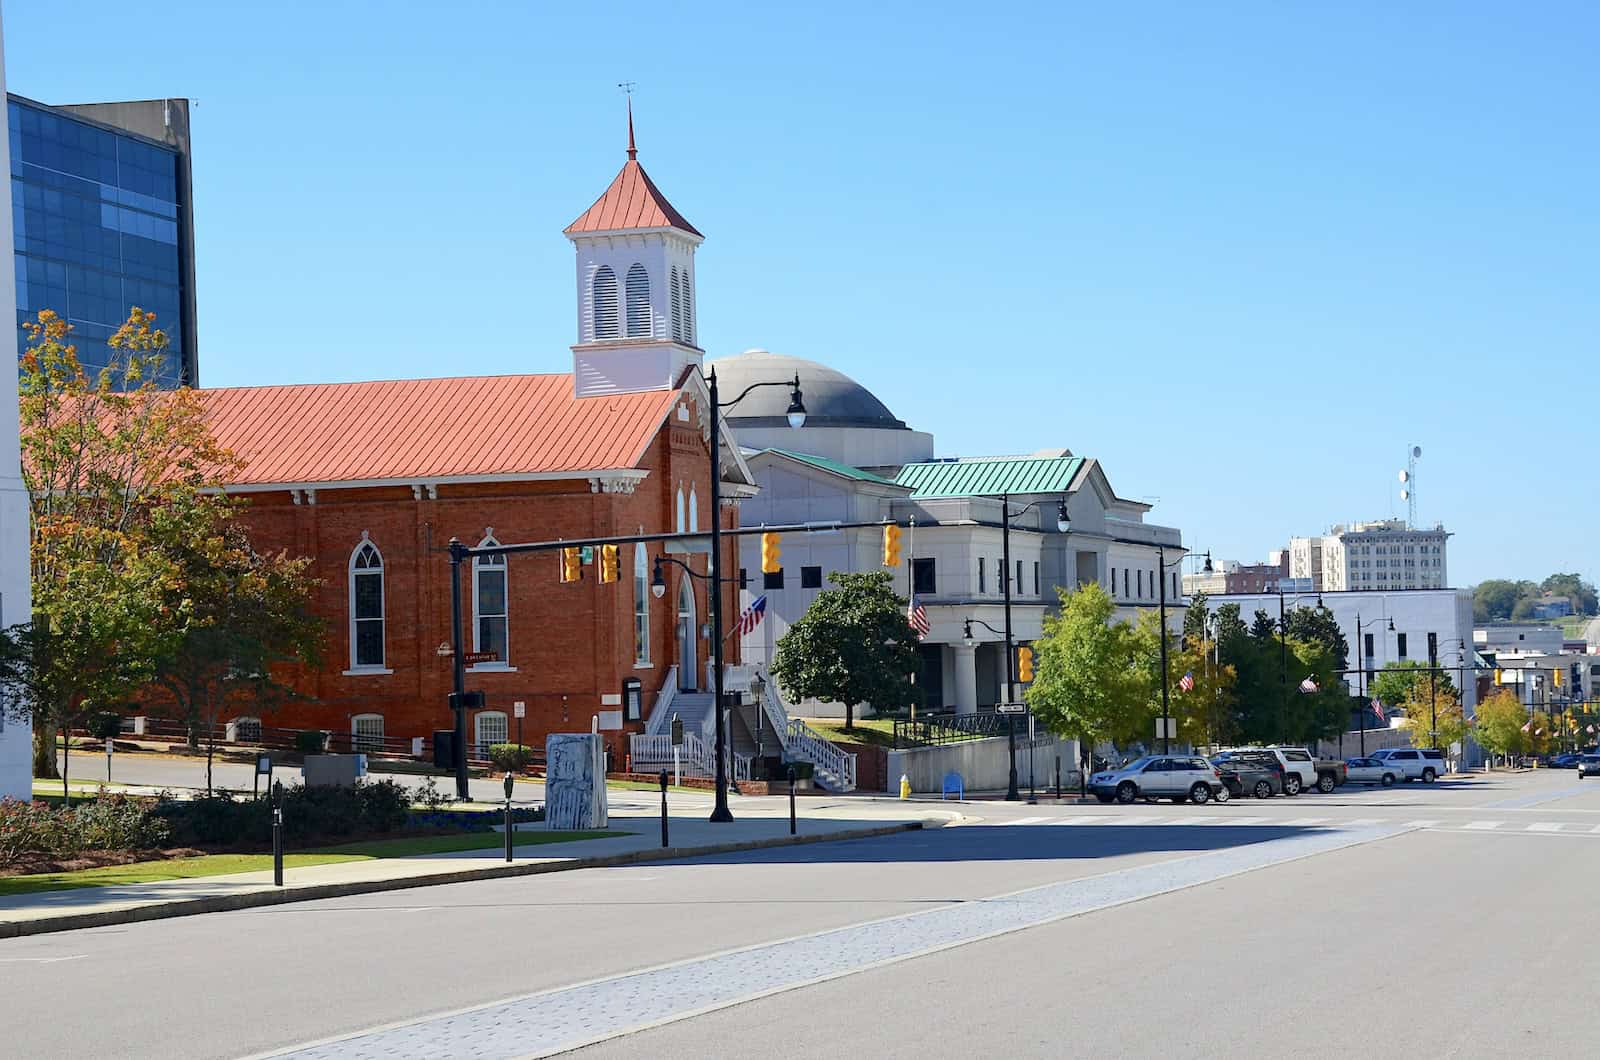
0,308,293,787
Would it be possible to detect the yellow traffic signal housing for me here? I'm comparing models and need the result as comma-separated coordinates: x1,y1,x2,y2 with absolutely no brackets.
882,524,902,568
559,546,582,583
761,532,782,574
1554,669,1562,688
1017,645,1035,683
598,543,619,583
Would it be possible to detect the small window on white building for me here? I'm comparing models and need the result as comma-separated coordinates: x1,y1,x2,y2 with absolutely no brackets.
352,713,384,753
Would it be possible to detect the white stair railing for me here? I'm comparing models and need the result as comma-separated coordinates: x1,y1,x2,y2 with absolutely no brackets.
629,731,716,776
644,666,680,736
785,719,857,792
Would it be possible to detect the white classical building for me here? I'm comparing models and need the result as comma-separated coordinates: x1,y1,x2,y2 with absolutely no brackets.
1288,519,1449,592
719,350,1187,716
0,18,32,802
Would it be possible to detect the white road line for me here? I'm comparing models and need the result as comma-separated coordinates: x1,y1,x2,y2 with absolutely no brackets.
1282,817,1329,826
1345,818,1383,827
1463,820,1503,830
1403,820,1441,828
1052,817,1110,826
1216,816,1269,825
1527,822,1564,833
0,955,87,964
1093,816,1160,826
1005,817,1049,826
1166,816,1217,826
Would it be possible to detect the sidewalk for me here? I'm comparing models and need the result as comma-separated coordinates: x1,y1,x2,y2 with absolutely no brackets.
0,799,966,939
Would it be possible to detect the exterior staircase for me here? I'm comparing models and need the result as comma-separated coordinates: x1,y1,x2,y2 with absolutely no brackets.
629,666,857,791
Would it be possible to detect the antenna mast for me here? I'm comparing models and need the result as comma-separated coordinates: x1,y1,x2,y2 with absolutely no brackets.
1397,445,1421,528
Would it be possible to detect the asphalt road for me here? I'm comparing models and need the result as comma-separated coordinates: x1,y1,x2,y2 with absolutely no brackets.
5,769,1597,1058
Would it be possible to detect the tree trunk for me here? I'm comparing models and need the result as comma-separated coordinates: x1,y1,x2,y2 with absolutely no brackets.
32,724,59,780
844,701,855,731
60,721,69,803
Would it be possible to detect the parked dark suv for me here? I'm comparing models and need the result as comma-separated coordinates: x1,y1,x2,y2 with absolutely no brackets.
1211,751,1286,799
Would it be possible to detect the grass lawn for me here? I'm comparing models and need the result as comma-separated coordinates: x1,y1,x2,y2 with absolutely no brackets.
0,829,620,897
799,717,900,749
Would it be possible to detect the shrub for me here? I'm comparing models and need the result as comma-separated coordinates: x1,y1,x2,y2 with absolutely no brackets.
164,779,413,846
294,730,328,755
489,743,534,772
86,711,123,740
0,795,169,865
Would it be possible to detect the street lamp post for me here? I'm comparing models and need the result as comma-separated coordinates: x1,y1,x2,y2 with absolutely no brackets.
703,368,806,823
1153,545,1191,754
965,617,1020,800
1353,612,1395,756
1277,589,1324,742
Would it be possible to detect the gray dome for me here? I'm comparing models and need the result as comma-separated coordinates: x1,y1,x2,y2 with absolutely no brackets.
709,350,908,430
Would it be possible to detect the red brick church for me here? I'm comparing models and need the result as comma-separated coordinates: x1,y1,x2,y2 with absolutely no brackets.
194,125,752,756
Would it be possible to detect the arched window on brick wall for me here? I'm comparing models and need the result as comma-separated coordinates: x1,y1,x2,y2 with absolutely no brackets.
348,537,385,671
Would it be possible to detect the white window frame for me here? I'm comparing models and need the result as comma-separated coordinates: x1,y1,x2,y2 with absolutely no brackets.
688,484,699,533
346,536,392,675
676,487,686,533
352,713,385,753
634,544,651,666
475,710,509,756
471,534,514,671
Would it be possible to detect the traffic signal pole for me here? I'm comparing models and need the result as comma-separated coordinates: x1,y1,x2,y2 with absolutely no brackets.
1001,493,1020,801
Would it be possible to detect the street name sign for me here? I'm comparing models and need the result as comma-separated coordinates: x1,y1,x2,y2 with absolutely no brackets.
996,702,1027,714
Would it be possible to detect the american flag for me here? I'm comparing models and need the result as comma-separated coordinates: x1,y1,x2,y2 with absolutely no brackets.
907,594,930,639
1371,698,1386,722
1178,671,1194,692
1298,676,1319,693
734,595,767,637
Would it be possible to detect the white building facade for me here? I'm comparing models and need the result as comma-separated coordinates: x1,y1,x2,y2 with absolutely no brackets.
720,350,1186,717
1289,519,1449,592
0,17,33,801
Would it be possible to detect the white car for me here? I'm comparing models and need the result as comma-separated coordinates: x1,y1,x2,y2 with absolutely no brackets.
1370,747,1445,783
1578,754,1600,779
1089,755,1227,805
1345,756,1403,787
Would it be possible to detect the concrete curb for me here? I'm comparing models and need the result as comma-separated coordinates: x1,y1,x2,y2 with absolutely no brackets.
0,821,924,941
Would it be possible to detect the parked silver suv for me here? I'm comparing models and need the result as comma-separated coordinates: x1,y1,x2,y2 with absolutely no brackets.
1089,755,1227,805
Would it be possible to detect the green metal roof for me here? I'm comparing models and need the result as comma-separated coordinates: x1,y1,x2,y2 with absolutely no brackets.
894,455,1085,498
761,448,898,485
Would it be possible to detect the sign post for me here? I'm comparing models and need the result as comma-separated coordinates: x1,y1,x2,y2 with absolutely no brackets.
670,714,684,788
513,700,526,764
105,736,113,784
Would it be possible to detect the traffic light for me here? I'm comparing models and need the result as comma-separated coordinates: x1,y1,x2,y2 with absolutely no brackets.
599,543,619,584
1554,668,1563,688
559,546,582,583
1494,668,1503,686
882,524,902,568
1017,645,1035,683
761,532,782,574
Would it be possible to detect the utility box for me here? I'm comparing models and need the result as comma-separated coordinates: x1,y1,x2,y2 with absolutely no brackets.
302,754,363,788
432,730,454,768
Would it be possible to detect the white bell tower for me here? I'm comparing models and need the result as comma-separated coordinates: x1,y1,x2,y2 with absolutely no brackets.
566,104,704,398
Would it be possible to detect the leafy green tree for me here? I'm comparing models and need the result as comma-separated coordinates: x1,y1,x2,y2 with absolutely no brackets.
1026,583,1149,750
1370,660,1457,711
1400,679,1466,752
1182,592,1210,645
1283,606,1349,671
1249,609,1278,641
1474,689,1527,764
1131,609,1236,748
10,309,239,782
1473,579,1526,623
769,570,920,730
150,518,323,793
1540,573,1597,616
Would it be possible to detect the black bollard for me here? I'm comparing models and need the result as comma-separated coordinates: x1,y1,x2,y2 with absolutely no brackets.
1055,756,1062,800
659,770,670,848
788,764,797,836
271,779,284,887
503,772,515,863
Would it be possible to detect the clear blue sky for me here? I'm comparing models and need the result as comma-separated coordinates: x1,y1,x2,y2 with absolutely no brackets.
7,1,1596,588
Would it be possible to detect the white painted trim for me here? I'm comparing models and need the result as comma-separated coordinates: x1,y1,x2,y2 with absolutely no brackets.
219,469,651,496
467,664,518,673
342,667,394,677
475,710,510,750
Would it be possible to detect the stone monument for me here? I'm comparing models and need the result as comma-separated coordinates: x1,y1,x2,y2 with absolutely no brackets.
545,732,609,829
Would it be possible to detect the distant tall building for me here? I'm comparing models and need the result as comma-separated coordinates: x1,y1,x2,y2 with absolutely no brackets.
1289,518,1449,592
9,94,197,385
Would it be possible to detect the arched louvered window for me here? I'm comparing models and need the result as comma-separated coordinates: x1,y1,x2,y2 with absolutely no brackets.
625,263,651,337
688,485,699,533
592,265,619,340
681,271,694,345
670,266,683,341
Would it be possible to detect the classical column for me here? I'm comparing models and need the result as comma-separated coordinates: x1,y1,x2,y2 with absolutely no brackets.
953,643,978,716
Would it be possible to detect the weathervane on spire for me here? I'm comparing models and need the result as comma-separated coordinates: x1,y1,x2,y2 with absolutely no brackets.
618,81,638,160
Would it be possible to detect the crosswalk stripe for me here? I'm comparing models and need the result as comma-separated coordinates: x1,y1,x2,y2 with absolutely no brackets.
1087,815,1158,826
1403,820,1441,828
1217,816,1268,825
1052,817,1108,826
1283,817,1328,826
1345,818,1383,827
1527,822,1564,833
1463,820,1502,830
1166,816,1217,826
1007,817,1048,826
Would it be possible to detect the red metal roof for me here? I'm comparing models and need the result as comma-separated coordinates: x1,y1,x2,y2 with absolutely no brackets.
195,374,682,487
564,159,702,238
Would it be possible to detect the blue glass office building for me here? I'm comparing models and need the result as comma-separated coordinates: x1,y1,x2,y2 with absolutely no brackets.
9,95,197,385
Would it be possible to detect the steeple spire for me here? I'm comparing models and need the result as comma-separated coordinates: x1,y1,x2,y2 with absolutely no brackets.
625,90,638,160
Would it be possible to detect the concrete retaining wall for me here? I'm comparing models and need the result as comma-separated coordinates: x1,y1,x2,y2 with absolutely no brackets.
886,733,1080,795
